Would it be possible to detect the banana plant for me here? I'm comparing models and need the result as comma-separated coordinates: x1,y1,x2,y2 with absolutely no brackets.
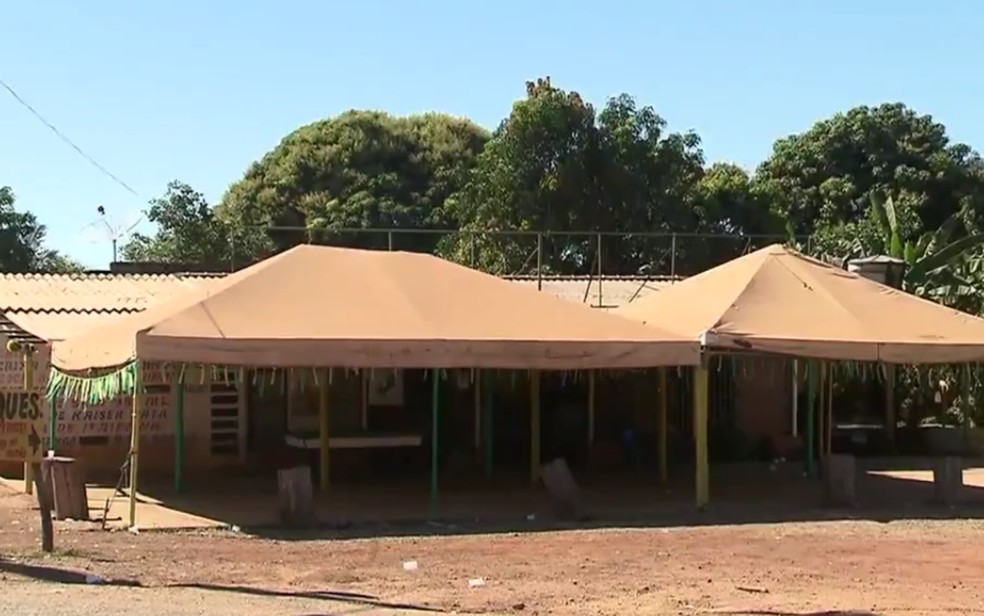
868,191,984,306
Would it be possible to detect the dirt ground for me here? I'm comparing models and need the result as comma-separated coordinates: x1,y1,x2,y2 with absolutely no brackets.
4,484,984,615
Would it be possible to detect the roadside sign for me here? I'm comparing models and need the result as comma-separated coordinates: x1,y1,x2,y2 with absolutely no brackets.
0,391,44,462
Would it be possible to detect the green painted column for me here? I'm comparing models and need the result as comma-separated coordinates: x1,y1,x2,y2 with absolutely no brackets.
48,398,57,453
174,370,186,493
430,369,441,514
805,360,817,478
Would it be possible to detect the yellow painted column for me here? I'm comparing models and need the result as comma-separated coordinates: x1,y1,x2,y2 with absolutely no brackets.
587,371,596,445
693,362,710,508
530,370,541,487
128,369,144,529
658,367,668,484
319,369,331,493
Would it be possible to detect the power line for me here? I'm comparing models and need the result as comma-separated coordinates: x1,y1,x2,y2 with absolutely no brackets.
0,77,140,197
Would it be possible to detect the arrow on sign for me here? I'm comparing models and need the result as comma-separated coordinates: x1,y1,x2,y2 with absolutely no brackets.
28,425,40,456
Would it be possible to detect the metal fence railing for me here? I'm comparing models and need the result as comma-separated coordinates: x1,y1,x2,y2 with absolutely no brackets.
241,228,808,282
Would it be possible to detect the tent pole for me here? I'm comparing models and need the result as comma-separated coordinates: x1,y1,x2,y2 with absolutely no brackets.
658,367,668,484
587,371,595,445
693,361,710,508
48,398,58,454
174,369,186,493
884,363,896,449
430,369,440,513
473,370,481,455
483,372,494,480
827,365,834,456
818,362,826,464
805,361,817,478
360,371,368,430
319,369,331,493
791,360,799,438
129,368,144,529
530,370,541,488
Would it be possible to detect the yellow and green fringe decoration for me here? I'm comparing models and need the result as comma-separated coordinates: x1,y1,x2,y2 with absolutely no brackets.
47,360,142,405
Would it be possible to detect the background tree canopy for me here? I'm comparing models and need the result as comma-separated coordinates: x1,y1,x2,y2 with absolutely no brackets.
216,110,489,257
0,186,80,273
82,78,984,300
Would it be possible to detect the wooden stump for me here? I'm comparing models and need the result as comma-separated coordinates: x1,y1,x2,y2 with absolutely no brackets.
43,456,89,521
277,466,316,527
540,458,582,520
933,456,963,506
822,454,856,507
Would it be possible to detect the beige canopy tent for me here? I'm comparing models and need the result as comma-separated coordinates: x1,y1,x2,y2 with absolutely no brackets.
616,243,984,507
617,243,984,364
50,245,699,527
52,244,699,372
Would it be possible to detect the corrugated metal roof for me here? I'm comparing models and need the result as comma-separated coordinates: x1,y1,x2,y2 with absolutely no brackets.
0,273,221,312
509,277,671,309
2,311,143,342
0,271,673,341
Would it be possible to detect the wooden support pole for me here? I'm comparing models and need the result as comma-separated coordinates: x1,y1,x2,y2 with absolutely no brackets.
884,363,896,448
530,370,541,488
174,369,186,493
587,371,596,445
319,369,331,493
658,367,668,484
693,363,710,508
24,459,33,495
23,347,51,551
128,368,144,529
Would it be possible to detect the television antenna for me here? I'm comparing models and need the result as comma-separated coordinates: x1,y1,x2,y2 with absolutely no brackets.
78,205,145,263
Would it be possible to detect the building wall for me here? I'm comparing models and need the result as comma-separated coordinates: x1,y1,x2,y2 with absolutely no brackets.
0,342,796,481
0,337,246,480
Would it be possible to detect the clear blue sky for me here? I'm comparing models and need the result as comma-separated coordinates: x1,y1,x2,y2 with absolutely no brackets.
2,1,981,268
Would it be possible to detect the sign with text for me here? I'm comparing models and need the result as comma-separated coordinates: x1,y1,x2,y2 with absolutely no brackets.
0,391,44,462
52,388,173,448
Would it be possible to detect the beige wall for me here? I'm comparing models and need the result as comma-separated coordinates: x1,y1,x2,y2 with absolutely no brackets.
0,337,246,479
733,357,793,439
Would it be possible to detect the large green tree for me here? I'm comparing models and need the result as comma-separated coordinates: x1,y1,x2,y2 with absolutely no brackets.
121,181,255,268
757,103,984,239
442,78,711,275
0,186,81,273
218,110,489,254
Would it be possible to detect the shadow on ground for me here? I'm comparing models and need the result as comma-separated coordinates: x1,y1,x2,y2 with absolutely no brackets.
0,557,140,586
76,457,984,542
167,582,445,613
